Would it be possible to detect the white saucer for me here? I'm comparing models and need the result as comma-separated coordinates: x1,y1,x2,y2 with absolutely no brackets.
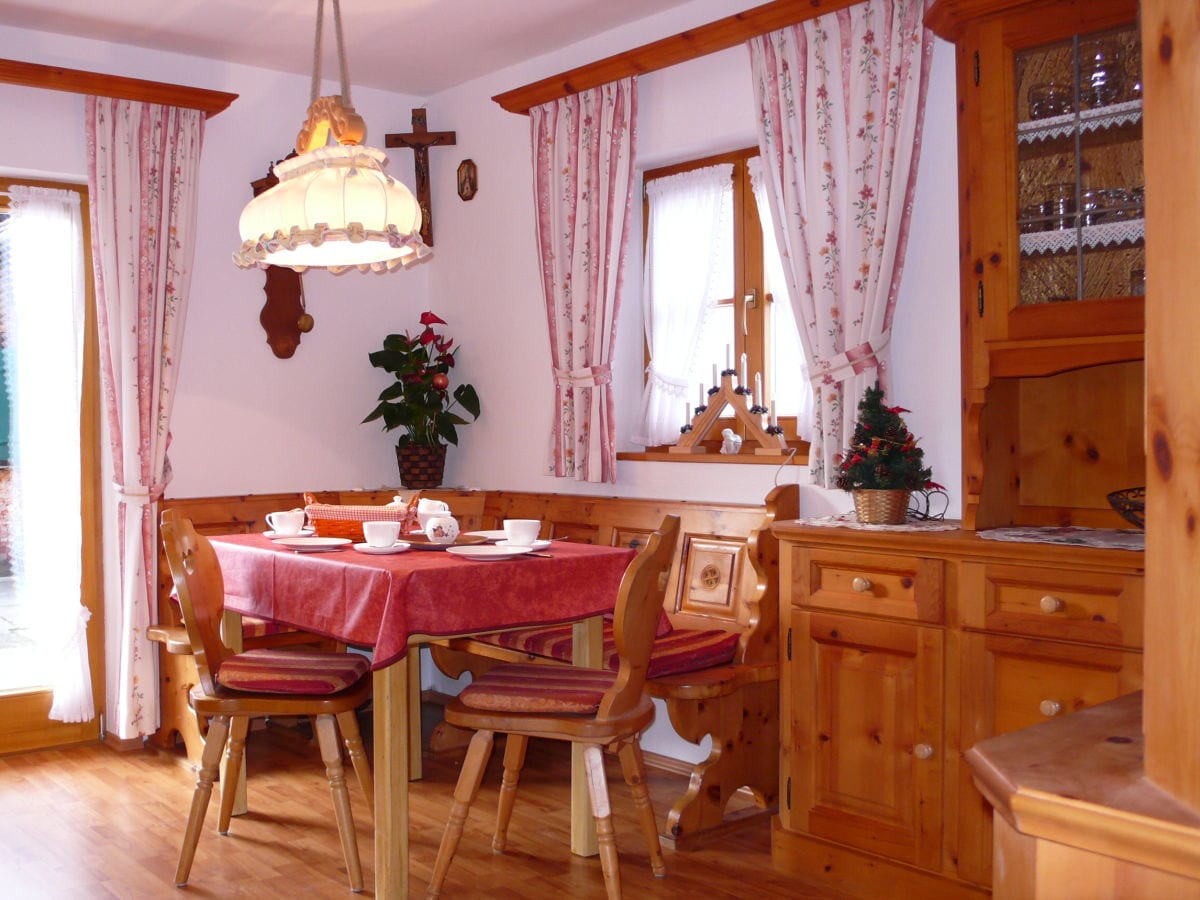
496,539,552,551
353,542,412,555
274,536,352,552
464,530,508,543
265,528,315,539
446,544,534,561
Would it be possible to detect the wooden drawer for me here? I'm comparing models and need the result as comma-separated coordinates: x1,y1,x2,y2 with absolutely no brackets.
961,562,1143,648
791,547,944,623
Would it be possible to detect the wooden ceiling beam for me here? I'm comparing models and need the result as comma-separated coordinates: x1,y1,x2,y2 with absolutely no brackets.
492,0,863,115
0,58,237,117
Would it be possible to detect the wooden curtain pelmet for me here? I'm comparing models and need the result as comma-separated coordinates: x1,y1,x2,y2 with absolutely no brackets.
0,58,236,117
492,0,862,115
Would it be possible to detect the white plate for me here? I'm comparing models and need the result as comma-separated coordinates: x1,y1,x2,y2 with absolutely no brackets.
274,536,352,552
463,530,508,543
446,544,534,561
264,528,315,539
496,539,552,551
352,541,412,555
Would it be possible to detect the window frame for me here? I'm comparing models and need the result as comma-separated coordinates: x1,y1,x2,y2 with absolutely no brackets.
620,148,808,464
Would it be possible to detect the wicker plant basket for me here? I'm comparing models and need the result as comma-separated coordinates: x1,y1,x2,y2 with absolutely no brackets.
397,443,447,489
852,489,911,525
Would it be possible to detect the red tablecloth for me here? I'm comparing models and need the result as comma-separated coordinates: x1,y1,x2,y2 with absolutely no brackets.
212,535,636,669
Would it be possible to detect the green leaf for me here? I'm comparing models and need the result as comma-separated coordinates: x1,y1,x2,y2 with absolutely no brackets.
435,416,459,445
454,383,481,419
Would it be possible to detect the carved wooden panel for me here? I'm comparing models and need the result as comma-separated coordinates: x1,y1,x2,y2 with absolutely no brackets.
674,535,744,622
611,527,653,551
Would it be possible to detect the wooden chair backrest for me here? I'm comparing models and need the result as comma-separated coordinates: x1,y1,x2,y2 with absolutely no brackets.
160,509,232,695
597,515,681,722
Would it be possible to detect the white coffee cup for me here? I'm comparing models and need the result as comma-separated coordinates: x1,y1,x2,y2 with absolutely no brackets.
424,515,460,544
363,520,403,548
266,509,305,536
503,518,541,547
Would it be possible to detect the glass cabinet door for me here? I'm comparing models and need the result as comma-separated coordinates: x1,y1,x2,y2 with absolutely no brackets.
1015,23,1144,308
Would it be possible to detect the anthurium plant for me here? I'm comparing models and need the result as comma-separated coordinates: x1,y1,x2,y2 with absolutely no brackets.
835,382,935,491
363,311,481,447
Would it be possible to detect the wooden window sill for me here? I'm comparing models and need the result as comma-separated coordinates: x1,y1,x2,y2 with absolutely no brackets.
618,446,808,466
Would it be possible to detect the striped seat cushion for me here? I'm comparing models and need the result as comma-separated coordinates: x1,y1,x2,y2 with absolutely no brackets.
482,622,741,680
458,663,616,714
217,649,369,695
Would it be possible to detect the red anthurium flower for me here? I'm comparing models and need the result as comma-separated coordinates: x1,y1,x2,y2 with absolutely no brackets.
419,327,436,345
419,311,447,327
435,337,454,352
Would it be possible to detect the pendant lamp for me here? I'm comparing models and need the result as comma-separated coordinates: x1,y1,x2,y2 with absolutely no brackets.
234,0,429,274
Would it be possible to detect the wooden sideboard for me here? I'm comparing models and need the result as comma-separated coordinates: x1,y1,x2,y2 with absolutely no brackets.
770,522,1143,897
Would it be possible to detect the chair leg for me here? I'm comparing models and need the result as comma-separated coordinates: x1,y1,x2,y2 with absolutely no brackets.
217,716,250,834
336,709,374,817
175,714,230,887
314,713,364,893
493,734,527,852
583,744,622,900
617,740,667,877
427,729,495,898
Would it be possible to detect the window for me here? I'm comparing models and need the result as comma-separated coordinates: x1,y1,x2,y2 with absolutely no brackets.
628,148,809,460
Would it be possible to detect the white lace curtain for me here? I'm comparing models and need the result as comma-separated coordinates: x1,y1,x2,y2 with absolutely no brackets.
0,185,93,722
748,0,933,486
634,163,732,447
88,97,205,740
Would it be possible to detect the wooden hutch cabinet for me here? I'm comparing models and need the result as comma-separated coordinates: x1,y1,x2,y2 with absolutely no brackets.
771,0,1146,895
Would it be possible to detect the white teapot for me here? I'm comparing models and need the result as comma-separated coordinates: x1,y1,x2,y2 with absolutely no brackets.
424,515,459,544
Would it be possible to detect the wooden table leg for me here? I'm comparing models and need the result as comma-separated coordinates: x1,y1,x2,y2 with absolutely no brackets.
375,660,410,899
408,651,423,781
570,615,602,857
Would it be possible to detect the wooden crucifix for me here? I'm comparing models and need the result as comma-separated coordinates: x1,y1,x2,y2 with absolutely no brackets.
385,108,456,247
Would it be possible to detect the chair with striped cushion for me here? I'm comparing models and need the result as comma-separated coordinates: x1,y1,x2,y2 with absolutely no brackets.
427,515,681,900
159,509,374,893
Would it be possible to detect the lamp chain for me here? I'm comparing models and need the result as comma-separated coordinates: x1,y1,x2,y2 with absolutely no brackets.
309,0,353,107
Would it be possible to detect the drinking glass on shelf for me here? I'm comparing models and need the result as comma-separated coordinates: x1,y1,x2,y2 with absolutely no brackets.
1028,82,1073,119
1079,39,1123,108
1044,184,1077,230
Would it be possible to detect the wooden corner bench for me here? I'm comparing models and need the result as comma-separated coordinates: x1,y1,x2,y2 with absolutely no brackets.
152,484,796,850
427,484,798,848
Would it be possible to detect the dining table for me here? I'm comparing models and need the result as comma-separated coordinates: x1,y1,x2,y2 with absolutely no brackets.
210,531,637,899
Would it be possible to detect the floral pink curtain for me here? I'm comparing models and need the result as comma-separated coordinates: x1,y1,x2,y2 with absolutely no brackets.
87,97,204,740
530,77,637,483
748,0,933,487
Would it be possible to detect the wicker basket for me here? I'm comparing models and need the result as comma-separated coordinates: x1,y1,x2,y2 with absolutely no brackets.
302,492,417,542
852,489,911,525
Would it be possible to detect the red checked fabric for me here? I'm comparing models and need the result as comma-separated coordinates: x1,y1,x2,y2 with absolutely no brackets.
458,663,617,714
303,503,411,525
217,649,369,695
481,622,740,679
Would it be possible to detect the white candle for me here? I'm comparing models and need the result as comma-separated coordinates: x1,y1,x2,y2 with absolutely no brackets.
712,363,718,386
770,401,777,428
740,353,748,387
754,372,762,408
725,344,731,371
699,383,706,407
685,400,691,423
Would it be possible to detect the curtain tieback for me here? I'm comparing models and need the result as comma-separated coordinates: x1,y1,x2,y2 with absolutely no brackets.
810,334,892,385
553,364,612,388
113,481,168,505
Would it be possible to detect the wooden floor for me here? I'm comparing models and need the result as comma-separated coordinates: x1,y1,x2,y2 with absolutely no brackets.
0,705,834,898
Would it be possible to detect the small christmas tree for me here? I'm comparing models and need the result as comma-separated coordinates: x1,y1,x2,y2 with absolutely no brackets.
835,383,933,491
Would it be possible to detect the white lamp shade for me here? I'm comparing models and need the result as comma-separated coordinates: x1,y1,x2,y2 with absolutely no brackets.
235,144,429,273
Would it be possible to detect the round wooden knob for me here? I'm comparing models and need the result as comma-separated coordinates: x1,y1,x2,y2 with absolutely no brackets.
1039,595,1065,614
913,743,934,760
852,576,873,593
1039,699,1063,717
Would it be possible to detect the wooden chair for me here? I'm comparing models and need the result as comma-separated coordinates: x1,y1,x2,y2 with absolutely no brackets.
159,509,374,893
427,515,682,899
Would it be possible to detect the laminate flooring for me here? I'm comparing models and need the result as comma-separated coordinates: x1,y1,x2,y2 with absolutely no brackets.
0,705,834,899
